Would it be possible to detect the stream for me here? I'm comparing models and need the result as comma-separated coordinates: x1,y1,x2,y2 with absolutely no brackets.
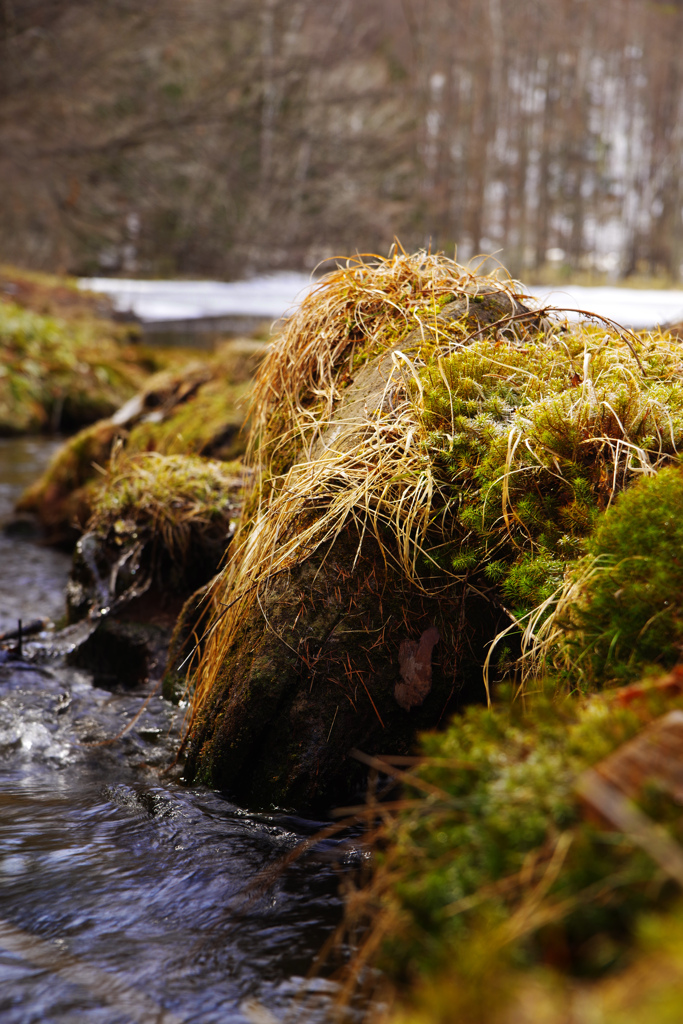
0,438,359,1024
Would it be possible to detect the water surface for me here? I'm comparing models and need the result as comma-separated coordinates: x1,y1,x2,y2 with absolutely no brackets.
0,438,356,1024
0,437,71,635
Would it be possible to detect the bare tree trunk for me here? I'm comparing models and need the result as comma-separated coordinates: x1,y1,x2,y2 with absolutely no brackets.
0,0,15,94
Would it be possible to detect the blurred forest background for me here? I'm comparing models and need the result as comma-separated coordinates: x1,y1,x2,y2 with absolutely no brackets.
1,0,683,282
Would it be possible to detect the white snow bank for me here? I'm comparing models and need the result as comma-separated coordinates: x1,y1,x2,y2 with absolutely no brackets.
80,274,683,330
525,284,683,330
79,273,316,323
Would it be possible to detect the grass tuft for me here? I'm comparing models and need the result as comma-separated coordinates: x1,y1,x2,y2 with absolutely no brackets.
88,451,245,567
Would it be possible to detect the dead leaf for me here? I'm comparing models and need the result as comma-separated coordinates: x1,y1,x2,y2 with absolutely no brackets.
395,625,440,711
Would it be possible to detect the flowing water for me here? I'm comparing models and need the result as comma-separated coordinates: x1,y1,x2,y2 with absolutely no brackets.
0,437,72,636
0,439,359,1024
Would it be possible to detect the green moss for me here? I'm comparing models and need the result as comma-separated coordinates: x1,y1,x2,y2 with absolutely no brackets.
560,466,683,686
90,452,244,566
417,328,683,618
366,682,683,1021
0,301,148,433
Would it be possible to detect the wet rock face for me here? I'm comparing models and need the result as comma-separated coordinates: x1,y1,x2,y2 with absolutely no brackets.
67,617,169,691
65,520,230,627
184,535,503,813
64,516,234,692
66,527,152,625
63,527,173,690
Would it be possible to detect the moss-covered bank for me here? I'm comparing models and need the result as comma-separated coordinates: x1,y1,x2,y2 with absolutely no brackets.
0,267,162,434
331,451,683,1021
183,250,683,812
16,339,263,544
351,670,683,1024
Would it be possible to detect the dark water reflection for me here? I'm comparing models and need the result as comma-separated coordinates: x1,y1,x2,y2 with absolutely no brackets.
0,438,358,1024
0,437,72,635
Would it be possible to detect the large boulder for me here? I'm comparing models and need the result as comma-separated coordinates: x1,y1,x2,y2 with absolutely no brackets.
180,250,683,812
182,281,530,809
184,531,502,810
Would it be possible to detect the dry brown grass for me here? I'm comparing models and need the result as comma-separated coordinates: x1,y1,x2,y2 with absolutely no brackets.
190,250,527,713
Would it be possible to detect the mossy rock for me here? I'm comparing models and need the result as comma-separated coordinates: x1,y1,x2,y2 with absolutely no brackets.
124,339,264,461
183,286,529,809
183,250,683,812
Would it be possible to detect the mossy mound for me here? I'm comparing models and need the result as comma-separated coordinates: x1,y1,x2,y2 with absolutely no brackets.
16,339,264,543
0,299,150,434
62,451,249,689
353,676,683,1023
89,450,244,569
65,452,247,624
184,250,683,810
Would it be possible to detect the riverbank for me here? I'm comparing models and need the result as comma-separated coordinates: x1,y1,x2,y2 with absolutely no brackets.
163,250,683,1021
0,266,188,436
2,265,266,720
9,256,683,1022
